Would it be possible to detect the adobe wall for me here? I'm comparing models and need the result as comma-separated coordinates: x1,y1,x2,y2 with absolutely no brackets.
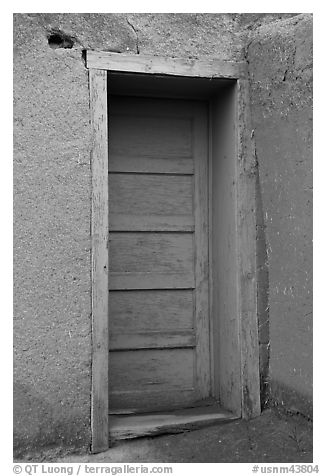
13,13,312,457
247,14,313,417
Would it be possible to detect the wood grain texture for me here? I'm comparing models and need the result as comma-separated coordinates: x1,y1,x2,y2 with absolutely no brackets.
210,89,241,416
90,69,109,453
108,155,194,174
108,96,209,413
109,173,193,218
110,330,195,350
193,102,210,398
109,389,197,413
109,214,194,232
109,113,192,158
109,232,194,275
109,272,195,290
208,101,215,399
110,406,237,440
237,79,260,418
87,51,247,79
110,348,194,389
110,290,194,331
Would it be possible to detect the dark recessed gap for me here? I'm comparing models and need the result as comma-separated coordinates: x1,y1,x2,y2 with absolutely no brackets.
81,49,87,65
48,30,75,49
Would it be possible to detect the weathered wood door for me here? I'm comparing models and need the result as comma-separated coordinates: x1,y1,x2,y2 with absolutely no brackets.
108,96,210,413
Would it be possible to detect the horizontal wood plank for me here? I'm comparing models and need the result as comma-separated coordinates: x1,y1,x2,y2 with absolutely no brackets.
87,51,246,79
109,232,194,274
110,214,194,232
109,348,194,404
109,155,194,174
109,174,193,218
109,272,195,290
110,330,195,350
109,388,197,413
109,290,194,332
109,114,192,158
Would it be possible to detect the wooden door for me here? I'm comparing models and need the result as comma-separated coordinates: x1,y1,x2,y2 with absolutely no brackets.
108,96,210,413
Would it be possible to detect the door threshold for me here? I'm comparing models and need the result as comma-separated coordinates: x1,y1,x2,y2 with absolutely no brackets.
110,405,238,441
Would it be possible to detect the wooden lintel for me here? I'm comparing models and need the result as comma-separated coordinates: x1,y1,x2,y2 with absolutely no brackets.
86,51,247,79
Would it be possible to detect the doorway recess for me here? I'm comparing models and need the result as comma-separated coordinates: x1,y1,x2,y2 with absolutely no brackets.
87,51,260,453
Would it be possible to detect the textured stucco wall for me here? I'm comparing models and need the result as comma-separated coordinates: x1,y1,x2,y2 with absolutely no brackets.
13,14,93,456
13,12,312,457
247,14,313,416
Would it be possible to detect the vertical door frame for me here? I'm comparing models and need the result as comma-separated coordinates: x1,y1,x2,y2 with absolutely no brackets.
193,102,210,400
89,68,109,453
87,51,260,453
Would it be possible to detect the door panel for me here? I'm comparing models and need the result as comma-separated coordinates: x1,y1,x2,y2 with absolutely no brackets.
108,96,209,412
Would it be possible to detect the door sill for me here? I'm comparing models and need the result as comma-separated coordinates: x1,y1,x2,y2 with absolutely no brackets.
109,405,238,441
